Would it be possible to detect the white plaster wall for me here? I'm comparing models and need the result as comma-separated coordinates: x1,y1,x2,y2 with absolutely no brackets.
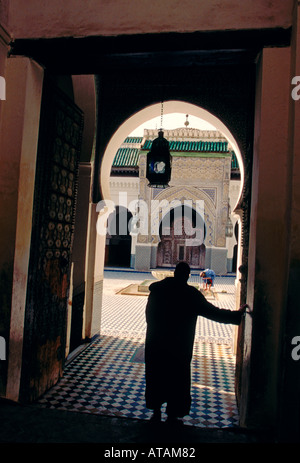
109,177,139,209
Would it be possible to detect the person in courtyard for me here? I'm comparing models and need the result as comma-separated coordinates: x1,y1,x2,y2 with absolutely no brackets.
145,261,248,425
200,269,215,291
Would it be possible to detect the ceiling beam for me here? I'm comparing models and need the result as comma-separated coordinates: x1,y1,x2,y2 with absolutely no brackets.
9,27,291,74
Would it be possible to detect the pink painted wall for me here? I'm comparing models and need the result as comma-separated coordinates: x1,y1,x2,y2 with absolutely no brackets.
243,47,292,428
0,0,9,28
0,0,10,84
8,0,294,39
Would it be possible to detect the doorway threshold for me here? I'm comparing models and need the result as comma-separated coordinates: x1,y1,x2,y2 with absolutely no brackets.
66,341,91,366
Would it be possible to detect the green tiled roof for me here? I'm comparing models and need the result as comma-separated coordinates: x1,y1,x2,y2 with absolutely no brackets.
123,137,143,144
112,139,238,170
141,139,229,153
112,147,140,167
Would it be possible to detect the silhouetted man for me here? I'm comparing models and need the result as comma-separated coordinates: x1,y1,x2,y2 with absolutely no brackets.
145,261,247,425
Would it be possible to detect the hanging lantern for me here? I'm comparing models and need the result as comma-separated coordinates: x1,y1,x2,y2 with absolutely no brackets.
146,103,172,188
146,130,172,188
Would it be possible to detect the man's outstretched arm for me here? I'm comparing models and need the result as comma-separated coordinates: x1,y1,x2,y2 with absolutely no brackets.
197,293,249,325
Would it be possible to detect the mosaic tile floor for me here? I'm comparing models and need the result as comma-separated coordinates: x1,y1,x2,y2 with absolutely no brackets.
37,270,240,428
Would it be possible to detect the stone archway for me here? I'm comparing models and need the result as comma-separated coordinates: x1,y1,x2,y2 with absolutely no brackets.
100,102,245,276
150,185,216,247
100,101,245,212
97,100,248,412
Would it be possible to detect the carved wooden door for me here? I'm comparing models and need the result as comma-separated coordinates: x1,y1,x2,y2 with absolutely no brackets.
157,214,205,268
20,79,83,402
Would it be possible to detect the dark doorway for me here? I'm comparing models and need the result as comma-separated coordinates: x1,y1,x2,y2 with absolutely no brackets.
105,206,132,267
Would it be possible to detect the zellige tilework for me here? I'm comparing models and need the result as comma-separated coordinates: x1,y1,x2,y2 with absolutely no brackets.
37,271,239,428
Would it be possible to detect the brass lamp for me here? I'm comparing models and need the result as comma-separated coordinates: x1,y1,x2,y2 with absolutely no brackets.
146,129,172,188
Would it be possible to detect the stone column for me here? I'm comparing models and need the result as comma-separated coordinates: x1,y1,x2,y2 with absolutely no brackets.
0,11,11,396
83,200,105,340
239,46,293,430
277,2,300,442
1,57,44,401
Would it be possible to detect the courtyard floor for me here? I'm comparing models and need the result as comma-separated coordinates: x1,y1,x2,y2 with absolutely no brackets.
36,268,241,429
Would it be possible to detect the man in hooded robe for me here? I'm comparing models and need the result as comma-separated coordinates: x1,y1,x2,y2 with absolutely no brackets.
145,261,247,424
